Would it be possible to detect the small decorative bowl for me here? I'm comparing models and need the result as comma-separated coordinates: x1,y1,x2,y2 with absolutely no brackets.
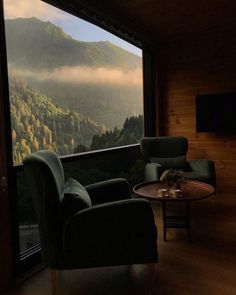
158,188,168,197
171,189,182,198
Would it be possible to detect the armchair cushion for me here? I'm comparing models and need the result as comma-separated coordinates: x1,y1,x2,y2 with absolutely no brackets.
150,155,190,171
61,178,92,220
85,178,131,205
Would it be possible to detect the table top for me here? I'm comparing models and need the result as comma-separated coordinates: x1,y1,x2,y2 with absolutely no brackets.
133,180,215,202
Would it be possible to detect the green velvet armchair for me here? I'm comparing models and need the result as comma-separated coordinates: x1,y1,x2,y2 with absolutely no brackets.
23,150,158,294
140,136,216,187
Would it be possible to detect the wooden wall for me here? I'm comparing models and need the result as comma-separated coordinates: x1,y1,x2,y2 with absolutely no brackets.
156,25,236,193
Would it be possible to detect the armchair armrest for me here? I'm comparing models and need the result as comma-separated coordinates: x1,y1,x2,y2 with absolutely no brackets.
145,162,163,181
188,159,216,187
85,178,131,204
63,198,158,268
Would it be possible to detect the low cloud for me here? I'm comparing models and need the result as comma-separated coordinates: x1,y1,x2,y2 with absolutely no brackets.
12,66,143,86
4,0,67,21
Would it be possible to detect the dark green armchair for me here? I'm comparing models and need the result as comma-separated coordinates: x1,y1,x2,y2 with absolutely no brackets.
23,150,158,293
140,136,216,187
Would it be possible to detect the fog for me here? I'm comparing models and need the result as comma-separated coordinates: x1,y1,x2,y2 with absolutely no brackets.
12,66,142,86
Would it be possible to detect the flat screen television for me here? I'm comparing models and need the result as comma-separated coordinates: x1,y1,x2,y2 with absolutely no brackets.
196,92,236,132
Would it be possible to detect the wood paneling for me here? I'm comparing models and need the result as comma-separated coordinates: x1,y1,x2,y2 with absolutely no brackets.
157,26,236,193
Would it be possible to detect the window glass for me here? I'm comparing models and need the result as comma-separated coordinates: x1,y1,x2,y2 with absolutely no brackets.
3,0,144,257
4,0,144,164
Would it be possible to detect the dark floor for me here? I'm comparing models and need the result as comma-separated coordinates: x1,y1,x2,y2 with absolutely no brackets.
8,193,236,295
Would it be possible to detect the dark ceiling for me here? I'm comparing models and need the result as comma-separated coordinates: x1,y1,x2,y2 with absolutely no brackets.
81,0,236,43
49,0,236,46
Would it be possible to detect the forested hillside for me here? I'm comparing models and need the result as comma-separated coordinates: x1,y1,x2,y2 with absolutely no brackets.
10,73,143,163
10,74,105,163
74,115,143,153
28,80,142,129
90,115,143,150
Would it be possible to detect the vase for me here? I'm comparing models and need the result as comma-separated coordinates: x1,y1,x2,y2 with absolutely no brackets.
167,181,181,191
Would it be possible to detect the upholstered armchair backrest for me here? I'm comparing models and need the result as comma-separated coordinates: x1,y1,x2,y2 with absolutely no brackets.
23,150,65,268
141,136,188,162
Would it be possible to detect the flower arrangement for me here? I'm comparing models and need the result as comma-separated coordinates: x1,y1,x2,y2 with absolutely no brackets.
160,168,185,189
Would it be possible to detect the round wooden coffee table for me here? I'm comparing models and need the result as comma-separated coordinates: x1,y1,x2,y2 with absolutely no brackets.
133,180,215,241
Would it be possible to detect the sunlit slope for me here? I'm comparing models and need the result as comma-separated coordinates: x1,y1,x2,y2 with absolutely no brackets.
5,17,141,70
9,74,104,163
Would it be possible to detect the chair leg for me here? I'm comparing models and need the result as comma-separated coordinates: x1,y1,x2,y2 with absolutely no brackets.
147,263,156,295
50,269,57,295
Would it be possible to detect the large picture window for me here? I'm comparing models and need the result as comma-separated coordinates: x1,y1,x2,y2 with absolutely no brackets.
4,0,144,165
3,0,145,269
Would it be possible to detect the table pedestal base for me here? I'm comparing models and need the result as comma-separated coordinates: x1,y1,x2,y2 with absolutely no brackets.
162,201,191,241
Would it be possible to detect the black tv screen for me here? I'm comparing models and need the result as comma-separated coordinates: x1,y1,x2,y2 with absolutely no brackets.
196,92,236,132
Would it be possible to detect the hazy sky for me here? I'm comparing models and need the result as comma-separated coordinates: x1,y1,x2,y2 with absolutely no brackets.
3,0,142,57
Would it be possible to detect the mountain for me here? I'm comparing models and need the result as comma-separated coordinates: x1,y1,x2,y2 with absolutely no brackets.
5,17,143,131
5,17,141,71
9,73,105,163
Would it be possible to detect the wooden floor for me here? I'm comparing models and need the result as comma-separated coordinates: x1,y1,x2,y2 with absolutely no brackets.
8,193,236,295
